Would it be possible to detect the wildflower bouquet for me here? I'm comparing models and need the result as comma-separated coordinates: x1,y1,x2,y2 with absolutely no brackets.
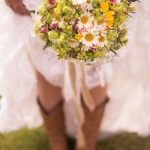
33,0,138,65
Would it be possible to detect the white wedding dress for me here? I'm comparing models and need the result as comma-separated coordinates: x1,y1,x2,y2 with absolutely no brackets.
0,0,150,139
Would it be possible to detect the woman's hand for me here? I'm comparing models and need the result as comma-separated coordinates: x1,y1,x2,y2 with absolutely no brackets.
4,0,30,16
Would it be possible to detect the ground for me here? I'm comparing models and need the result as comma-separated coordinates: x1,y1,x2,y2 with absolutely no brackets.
0,127,150,150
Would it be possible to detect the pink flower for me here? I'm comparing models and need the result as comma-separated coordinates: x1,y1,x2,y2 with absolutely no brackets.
124,11,128,15
50,23,57,29
40,27,47,33
92,48,97,53
73,20,79,30
78,27,86,34
58,28,63,32
73,24,78,30
47,5,53,10
110,0,117,4
75,19,79,24
92,44,98,49
48,0,55,4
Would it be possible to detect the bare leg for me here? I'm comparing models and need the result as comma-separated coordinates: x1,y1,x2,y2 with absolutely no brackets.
90,85,107,107
37,71,68,150
37,71,62,112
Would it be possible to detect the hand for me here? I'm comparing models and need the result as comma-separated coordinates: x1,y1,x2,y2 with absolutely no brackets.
4,0,30,16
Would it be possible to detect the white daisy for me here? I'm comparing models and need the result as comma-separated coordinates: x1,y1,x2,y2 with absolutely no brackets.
83,0,93,11
67,39,79,48
88,21,98,33
51,16,63,28
33,14,46,28
98,35,108,48
72,0,86,5
80,32,99,47
77,12,94,29
81,44,90,51
94,18,107,32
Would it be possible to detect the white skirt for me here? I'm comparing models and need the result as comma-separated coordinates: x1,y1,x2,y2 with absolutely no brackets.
0,0,150,139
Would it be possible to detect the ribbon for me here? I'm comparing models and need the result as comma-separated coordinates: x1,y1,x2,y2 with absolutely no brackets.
68,62,96,148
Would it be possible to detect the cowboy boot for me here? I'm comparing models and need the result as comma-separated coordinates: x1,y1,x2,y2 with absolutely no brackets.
38,99,68,150
75,97,109,150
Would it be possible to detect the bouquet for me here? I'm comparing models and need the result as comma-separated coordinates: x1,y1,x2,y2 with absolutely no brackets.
33,0,138,65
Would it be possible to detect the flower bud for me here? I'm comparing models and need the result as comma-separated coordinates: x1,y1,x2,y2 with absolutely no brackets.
73,24,78,30
47,5,53,10
40,27,47,33
50,23,57,29
124,11,128,15
48,0,55,4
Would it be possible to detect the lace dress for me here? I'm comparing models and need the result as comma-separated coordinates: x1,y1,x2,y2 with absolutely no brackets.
0,0,150,139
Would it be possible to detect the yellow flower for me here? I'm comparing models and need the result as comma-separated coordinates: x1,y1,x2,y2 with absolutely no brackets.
104,11,115,21
107,20,113,27
75,34,83,40
100,2,109,12
57,2,61,8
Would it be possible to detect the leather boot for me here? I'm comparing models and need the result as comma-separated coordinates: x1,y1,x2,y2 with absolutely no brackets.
38,99,68,150
75,97,109,150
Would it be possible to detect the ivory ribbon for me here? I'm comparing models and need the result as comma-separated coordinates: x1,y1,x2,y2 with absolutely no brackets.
68,62,96,148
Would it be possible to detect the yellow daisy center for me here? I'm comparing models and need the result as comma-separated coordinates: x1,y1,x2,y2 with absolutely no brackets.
70,4,76,9
85,34,94,42
97,19,104,25
99,36,105,42
64,18,71,23
68,39,75,43
105,26,109,32
56,16,61,22
87,0,91,4
81,16,89,24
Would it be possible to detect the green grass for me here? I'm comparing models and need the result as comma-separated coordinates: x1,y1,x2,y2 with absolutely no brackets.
0,127,150,150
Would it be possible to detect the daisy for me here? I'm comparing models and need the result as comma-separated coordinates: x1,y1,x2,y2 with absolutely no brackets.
83,0,93,11
67,39,79,48
77,12,94,29
72,0,86,5
95,18,107,31
51,16,63,28
81,44,90,51
70,3,78,11
33,14,46,28
98,35,108,48
80,32,99,47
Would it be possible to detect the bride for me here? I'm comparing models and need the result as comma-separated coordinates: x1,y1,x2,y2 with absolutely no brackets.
0,0,150,149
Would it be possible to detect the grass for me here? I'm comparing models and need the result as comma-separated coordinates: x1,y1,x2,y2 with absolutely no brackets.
0,127,150,150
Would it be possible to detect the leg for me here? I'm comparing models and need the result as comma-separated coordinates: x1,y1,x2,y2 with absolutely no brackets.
76,85,108,150
37,71,68,150
37,71,62,112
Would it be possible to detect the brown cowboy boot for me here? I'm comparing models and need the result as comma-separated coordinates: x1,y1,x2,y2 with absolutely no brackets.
75,97,109,150
38,99,68,150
